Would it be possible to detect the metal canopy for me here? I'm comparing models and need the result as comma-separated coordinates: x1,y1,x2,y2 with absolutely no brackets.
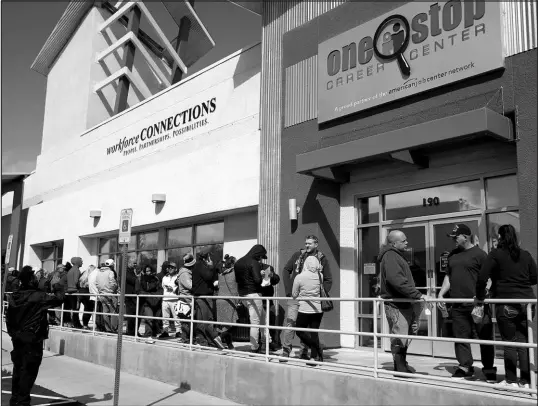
296,107,514,176
162,1,216,68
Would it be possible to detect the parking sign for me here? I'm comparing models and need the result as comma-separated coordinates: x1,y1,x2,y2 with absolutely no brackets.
118,209,133,244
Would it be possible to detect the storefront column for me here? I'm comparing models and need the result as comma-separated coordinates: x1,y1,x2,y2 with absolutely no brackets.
7,180,24,269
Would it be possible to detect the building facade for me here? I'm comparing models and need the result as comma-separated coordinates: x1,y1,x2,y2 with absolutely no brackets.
258,0,537,350
19,3,262,273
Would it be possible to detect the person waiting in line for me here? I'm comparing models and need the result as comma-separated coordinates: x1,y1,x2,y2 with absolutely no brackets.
176,254,195,343
281,235,332,361
95,259,119,333
6,266,65,406
234,244,272,353
292,256,325,364
379,230,432,374
192,253,226,349
76,264,95,330
49,264,68,326
88,264,105,332
438,224,496,381
476,224,537,389
135,265,163,339
124,264,139,336
260,260,282,351
66,257,83,329
216,254,239,349
160,262,183,340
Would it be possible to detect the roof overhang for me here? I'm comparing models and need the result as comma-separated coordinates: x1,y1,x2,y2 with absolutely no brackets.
2,173,30,195
296,107,514,181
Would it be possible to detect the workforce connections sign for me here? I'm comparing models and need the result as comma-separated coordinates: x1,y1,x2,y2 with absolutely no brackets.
317,0,504,123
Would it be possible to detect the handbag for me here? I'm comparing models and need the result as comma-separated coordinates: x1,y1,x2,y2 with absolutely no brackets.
175,300,192,318
317,271,334,312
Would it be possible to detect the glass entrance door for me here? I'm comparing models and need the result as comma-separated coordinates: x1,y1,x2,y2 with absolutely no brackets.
382,216,484,357
382,223,433,356
429,217,482,359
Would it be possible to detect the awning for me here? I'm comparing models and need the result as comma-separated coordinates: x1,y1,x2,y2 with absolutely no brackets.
296,107,513,180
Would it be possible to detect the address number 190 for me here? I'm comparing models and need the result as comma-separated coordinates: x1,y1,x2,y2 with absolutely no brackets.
423,197,440,207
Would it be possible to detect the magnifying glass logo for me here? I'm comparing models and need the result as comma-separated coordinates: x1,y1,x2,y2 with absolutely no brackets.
373,14,411,77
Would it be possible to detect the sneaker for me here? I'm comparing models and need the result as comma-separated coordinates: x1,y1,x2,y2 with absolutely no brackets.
518,381,530,389
175,332,183,340
299,351,310,361
212,336,226,350
279,348,290,363
158,331,169,339
451,367,474,379
499,380,520,390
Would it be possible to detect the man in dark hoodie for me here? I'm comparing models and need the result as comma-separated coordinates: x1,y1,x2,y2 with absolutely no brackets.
281,235,332,360
234,244,272,352
66,257,83,329
379,230,432,373
191,253,225,349
6,266,65,406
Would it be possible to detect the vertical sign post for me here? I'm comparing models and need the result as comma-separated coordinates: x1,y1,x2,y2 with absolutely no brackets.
2,235,14,322
113,209,133,406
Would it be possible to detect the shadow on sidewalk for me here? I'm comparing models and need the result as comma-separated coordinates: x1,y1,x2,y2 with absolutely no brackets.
146,382,191,406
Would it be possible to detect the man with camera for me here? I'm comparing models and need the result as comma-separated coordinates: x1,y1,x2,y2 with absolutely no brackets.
6,266,65,406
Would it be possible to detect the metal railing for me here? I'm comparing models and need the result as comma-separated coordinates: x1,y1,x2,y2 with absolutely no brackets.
2,292,537,397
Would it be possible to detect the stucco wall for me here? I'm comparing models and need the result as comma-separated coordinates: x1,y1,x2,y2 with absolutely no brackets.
41,7,95,154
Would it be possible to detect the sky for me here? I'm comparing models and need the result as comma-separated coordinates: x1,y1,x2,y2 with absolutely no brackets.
1,1,261,174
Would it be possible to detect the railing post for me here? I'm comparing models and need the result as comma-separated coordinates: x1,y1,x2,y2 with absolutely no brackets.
373,298,378,379
265,298,270,362
92,295,98,336
60,300,65,329
135,295,140,342
189,296,194,350
527,303,536,391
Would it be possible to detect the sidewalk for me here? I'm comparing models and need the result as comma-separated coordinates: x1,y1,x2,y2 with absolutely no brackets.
1,334,240,406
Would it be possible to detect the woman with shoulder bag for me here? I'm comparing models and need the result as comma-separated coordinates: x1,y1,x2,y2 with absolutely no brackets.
291,256,326,363
477,224,537,389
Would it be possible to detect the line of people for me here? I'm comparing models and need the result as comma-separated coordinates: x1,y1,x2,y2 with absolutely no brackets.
380,223,536,388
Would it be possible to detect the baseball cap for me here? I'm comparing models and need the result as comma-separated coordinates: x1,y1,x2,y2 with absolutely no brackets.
183,253,196,267
447,224,472,238
105,259,115,267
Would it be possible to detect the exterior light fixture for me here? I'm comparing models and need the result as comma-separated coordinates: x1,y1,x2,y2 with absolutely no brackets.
89,210,102,218
289,199,300,221
152,194,166,204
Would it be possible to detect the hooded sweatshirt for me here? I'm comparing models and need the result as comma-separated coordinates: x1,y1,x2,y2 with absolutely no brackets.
67,257,82,293
177,267,193,297
192,260,218,297
234,244,267,296
378,245,422,308
292,256,323,313
95,266,118,295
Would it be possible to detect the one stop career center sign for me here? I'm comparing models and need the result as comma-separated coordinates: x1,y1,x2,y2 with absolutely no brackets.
317,0,504,123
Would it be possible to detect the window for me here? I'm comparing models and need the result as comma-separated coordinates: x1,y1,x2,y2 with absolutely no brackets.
165,222,224,267
98,231,159,273
486,175,518,209
39,241,63,273
487,212,520,249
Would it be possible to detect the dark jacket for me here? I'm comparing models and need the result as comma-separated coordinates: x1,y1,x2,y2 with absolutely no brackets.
67,264,81,293
378,246,422,308
4,273,20,294
283,249,332,297
192,261,218,297
136,273,162,308
125,267,138,295
234,245,267,296
6,283,65,343
477,247,537,301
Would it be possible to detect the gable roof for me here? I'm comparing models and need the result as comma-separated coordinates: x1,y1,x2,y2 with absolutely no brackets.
31,1,95,76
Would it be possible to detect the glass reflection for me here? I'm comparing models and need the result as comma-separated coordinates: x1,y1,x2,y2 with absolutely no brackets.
385,181,482,220
487,212,520,250
167,227,193,247
486,175,518,209
359,197,380,224
195,222,224,245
